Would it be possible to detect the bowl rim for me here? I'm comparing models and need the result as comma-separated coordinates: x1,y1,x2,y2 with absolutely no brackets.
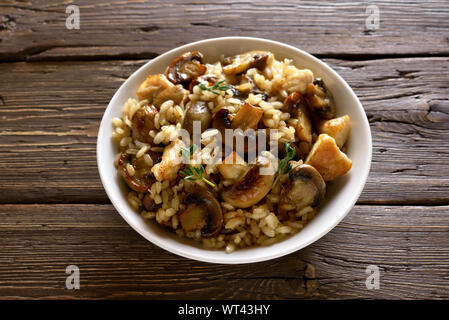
97,36,372,264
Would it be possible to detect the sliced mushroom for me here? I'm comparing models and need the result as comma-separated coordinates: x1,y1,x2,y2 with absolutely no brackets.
221,158,275,208
211,108,258,162
182,101,212,137
230,74,266,100
136,74,173,103
305,134,352,181
212,108,232,136
152,84,187,108
283,92,313,143
131,104,158,144
279,164,326,211
143,193,161,212
118,152,155,192
179,187,223,237
231,102,264,130
305,78,336,119
222,51,270,75
315,115,351,148
166,51,207,88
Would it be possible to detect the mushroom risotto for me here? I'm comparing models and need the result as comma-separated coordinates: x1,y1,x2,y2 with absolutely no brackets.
112,50,352,253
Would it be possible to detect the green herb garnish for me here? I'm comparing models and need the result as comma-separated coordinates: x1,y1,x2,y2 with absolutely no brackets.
278,142,296,175
180,144,197,163
199,80,231,95
179,144,216,188
273,142,296,185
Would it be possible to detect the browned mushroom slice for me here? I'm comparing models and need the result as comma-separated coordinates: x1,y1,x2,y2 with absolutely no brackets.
212,108,232,136
179,188,223,237
142,193,161,212
221,159,275,208
305,78,336,119
136,74,173,102
230,74,265,100
279,164,326,211
152,84,187,108
283,92,313,143
231,102,264,130
118,152,155,193
223,51,270,75
182,101,212,136
131,104,158,144
166,51,207,88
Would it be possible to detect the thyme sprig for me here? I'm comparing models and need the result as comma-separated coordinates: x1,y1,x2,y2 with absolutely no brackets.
199,80,231,95
278,142,296,175
179,145,216,188
273,142,296,186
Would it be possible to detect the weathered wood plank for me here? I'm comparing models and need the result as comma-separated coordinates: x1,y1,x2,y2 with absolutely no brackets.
0,204,447,299
329,57,449,205
1,0,448,61
1,57,448,204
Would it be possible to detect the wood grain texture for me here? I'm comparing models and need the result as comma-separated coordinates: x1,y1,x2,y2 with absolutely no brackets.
1,0,448,301
0,57,448,204
0,204,447,299
1,0,448,61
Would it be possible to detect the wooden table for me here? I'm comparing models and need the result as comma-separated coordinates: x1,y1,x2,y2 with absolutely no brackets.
1,0,448,299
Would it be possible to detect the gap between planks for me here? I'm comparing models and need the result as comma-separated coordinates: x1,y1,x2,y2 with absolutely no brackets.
1,52,449,64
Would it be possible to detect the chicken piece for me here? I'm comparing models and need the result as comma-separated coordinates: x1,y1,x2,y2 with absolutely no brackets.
151,139,184,181
305,134,352,181
152,84,187,108
315,115,351,148
282,66,314,95
136,74,173,103
218,152,248,181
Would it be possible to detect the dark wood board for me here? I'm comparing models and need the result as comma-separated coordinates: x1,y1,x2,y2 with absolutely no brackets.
0,0,448,300
1,0,448,61
0,204,447,299
1,58,448,204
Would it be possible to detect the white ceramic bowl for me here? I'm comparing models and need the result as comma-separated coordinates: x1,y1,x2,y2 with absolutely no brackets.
97,37,372,264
